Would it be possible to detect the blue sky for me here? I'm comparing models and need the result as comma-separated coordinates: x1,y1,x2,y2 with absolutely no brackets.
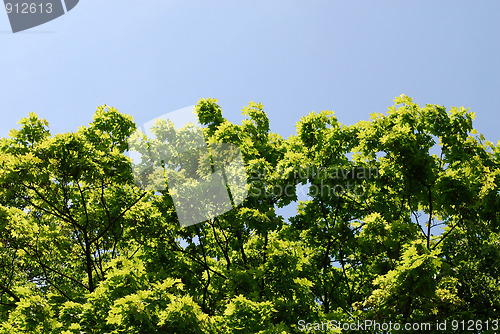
1,0,498,142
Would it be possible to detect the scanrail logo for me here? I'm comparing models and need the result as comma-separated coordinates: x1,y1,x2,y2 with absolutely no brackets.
127,106,248,228
4,0,79,33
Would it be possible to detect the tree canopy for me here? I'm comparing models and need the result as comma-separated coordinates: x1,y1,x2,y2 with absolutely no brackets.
1,96,499,333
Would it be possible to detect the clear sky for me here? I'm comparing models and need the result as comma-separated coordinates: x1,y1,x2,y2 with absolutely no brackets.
1,1,498,141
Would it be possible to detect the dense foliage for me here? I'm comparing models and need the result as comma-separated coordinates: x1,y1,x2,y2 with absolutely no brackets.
1,95,499,333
